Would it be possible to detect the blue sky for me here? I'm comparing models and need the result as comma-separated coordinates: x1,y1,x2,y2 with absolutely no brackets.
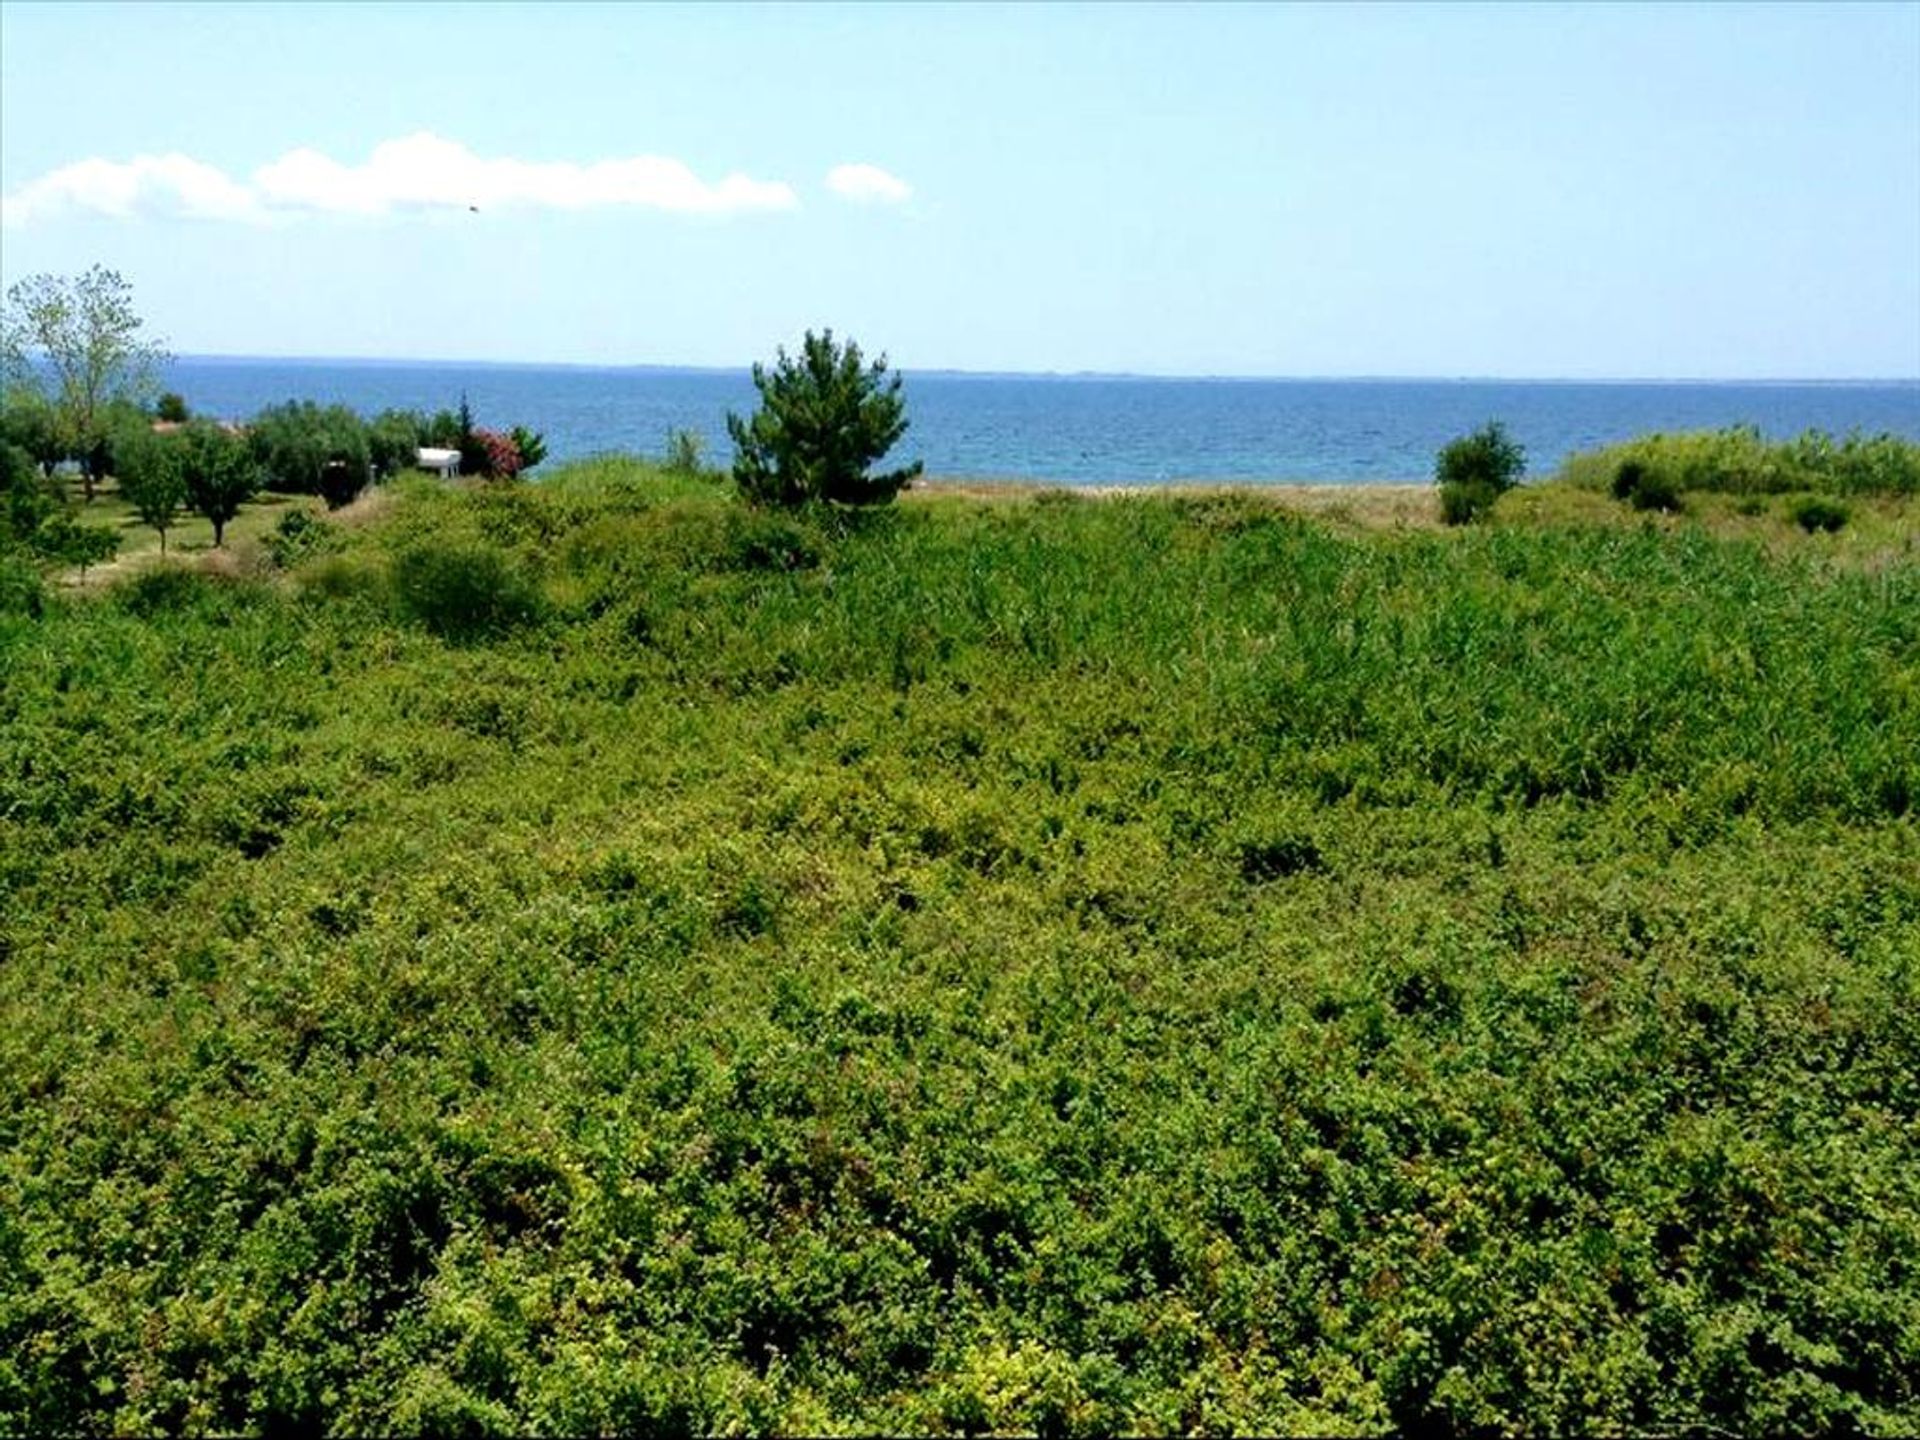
3,1,1916,378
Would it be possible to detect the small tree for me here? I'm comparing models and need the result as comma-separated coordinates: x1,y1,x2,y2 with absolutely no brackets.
116,427,186,553
3,440,57,544
155,392,190,424
180,422,259,547
1435,420,1525,526
37,511,119,581
509,425,548,473
1,266,169,502
727,329,923,507
1,389,68,478
455,392,487,477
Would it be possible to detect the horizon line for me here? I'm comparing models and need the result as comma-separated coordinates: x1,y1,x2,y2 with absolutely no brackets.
159,352,1920,387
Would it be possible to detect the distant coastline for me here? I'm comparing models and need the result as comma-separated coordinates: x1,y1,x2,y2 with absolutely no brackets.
167,353,1920,387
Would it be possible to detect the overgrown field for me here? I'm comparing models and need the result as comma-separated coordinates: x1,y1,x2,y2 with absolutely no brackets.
3,461,1917,1433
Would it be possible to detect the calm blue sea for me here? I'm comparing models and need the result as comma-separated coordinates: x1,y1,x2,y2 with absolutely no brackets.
158,357,1920,486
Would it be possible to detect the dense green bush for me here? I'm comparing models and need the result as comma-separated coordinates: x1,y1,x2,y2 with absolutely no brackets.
0,546,44,615
3,462,1917,1433
727,329,924,507
1789,494,1850,533
249,400,372,507
391,539,544,640
1435,421,1525,525
1560,424,1920,498
262,507,340,568
366,409,425,478
0,389,68,477
1613,457,1683,512
155,391,189,423
111,562,211,616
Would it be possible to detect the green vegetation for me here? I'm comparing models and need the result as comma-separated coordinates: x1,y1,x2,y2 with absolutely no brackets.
728,329,923,507
114,424,188,553
1560,423,1920,501
663,425,707,477
1435,421,1526,525
1,265,168,501
3,457,1916,1432
1790,494,1851,534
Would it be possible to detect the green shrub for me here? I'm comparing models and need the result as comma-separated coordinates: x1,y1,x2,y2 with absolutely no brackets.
722,508,823,572
1615,459,1682,512
1789,495,1850,534
1435,421,1525,526
727,329,924,507
249,400,372,507
155,392,189,423
263,508,340,568
663,427,706,476
392,541,543,640
1438,478,1499,526
0,548,45,615
300,551,388,604
113,564,208,616
367,409,425,479
1561,425,1920,498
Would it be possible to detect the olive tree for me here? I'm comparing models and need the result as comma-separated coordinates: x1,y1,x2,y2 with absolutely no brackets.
1,390,68,478
116,427,186,553
249,401,372,508
726,330,923,507
1,266,168,501
180,422,259,547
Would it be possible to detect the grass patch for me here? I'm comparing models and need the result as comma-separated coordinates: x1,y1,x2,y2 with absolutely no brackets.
2,456,1917,1432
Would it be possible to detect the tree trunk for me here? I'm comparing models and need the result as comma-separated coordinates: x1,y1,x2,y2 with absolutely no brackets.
213,518,225,548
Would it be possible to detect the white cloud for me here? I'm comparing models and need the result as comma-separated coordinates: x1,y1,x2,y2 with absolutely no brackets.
2,152,265,227
825,162,912,206
1,132,799,227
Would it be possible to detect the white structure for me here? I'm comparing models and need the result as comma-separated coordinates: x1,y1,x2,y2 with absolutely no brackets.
416,446,461,478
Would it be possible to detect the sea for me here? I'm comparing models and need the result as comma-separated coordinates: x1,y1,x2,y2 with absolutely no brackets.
158,357,1920,487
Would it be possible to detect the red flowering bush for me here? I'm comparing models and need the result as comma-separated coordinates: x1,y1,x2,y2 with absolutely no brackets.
472,427,523,480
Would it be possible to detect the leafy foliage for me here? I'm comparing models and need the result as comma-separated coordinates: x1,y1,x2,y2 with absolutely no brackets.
509,425,548,473
1789,495,1850,533
663,426,707,476
391,539,544,640
178,421,260,546
155,391,190,423
1560,424,1920,498
2,461,1917,1433
367,409,426,478
249,400,372,508
1435,421,1526,526
0,389,69,477
114,425,186,551
0,266,169,500
727,329,923,507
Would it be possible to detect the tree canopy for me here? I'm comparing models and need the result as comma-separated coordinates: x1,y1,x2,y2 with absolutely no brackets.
1,266,169,500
